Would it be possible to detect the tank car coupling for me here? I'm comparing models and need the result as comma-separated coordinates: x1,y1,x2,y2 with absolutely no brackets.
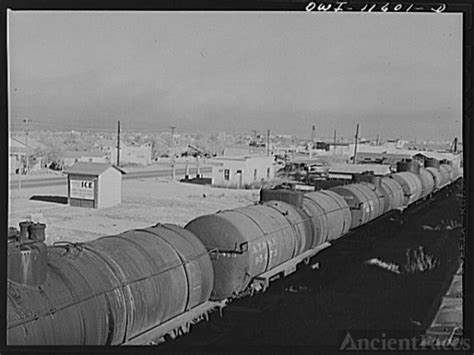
8,221,48,286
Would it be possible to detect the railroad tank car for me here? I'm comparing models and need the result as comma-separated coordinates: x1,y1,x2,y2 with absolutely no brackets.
263,200,313,256
418,167,435,198
379,177,405,213
302,190,352,243
7,156,462,347
444,164,455,181
357,180,386,213
8,224,213,345
390,172,423,206
425,157,441,169
329,183,385,229
425,167,442,190
185,204,299,300
438,165,451,188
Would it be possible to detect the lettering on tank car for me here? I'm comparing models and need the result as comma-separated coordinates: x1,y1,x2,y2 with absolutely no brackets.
255,254,265,265
267,237,278,263
252,241,265,253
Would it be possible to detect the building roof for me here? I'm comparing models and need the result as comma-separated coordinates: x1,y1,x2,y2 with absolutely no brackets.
213,155,271,161
64,162,126,176
63,151,108,159
328,163,391,176
290,157,327,165
413,151,460,161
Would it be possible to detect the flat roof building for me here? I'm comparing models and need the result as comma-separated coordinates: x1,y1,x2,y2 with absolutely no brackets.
211,155,275,188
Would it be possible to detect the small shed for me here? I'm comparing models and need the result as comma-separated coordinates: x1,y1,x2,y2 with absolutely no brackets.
64,162,126,208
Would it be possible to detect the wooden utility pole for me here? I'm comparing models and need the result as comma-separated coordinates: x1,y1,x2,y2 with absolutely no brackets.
23,118,30,174
170,126,176,180
184,157,189,179
116,120,121,166
452,137,458,153
333,129,337,155
196,156,201,178
353,123,359,164
266,129,270,156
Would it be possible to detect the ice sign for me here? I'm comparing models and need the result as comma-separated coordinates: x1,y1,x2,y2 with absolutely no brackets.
70,180,95,200
81,181,93,189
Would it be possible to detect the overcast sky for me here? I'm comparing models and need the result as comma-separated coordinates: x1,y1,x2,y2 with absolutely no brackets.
8,11,462,141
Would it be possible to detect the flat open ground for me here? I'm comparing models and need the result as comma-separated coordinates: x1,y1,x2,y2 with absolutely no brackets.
8,177,259,245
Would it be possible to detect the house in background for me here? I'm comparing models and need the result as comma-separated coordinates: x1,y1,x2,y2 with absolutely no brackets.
211,155,275,188
107,143,152,166
63,151,109,168
223,143,273,157
9,136,46,174
9,137,26,174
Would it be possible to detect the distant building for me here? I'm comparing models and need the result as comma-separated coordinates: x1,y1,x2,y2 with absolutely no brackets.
9,136,46,174
328,163,392,180
273,146,298,158
108,143,152,166
413,152,462,171
63,151,109,168
355,150,462,171
64,162,126,209
224,144,273,157
355,152,413,167
211,155,275,188
9,137,26,174
327,143,350,156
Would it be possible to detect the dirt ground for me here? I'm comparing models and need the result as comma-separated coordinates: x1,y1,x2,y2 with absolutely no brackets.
8,178,259,245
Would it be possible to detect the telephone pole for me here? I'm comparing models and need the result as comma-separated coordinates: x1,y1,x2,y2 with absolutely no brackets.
333,129,337,155
170,126,176,180
23,118,30,175
266,129,270,156
116,120,121,166
353,123,359,164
